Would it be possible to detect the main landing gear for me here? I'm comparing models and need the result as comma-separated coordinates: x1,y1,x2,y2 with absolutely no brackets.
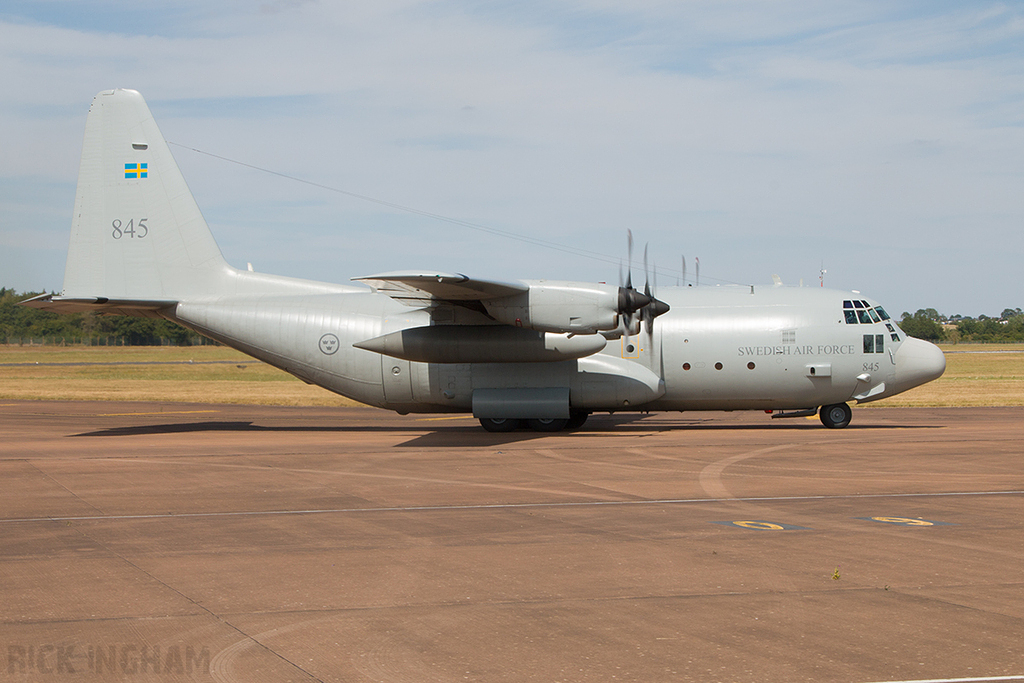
478,418,520,433
819,402,852,429
479,411,590,433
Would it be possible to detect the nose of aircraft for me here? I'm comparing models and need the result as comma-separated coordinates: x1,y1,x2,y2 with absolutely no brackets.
895,336,946,392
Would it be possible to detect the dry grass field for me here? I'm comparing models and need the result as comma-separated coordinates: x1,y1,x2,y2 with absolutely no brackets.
874,343,1024,407
1,343,1022,407
0,345,359,406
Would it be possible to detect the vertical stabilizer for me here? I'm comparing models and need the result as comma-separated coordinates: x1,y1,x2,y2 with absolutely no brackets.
62,89,230,301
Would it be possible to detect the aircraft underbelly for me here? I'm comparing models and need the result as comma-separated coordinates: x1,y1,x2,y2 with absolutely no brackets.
174,294,394,407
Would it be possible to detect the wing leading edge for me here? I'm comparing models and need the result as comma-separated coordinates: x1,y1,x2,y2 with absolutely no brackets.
353,271,529,307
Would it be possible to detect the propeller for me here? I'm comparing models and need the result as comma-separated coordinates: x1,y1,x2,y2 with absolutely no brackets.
617,230,649,335
612,231,669,344
641,244,670,336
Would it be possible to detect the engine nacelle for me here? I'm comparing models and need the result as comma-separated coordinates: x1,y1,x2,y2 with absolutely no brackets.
481,280,624,334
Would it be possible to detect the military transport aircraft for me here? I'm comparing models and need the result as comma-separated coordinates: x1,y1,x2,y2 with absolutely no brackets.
24,89,946,432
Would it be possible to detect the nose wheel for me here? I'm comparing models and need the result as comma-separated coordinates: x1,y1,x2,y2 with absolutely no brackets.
819,403,852,429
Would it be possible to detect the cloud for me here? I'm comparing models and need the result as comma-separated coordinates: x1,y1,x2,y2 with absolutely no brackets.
1,1,1022,314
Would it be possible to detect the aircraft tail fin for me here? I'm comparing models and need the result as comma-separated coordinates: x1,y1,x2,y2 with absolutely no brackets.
61,89,231,302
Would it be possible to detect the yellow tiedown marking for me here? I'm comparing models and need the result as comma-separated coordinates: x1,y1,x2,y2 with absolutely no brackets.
416,415,476,422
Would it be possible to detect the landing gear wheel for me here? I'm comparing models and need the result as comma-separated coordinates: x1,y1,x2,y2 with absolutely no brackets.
479,417,521,433
565,411,590,430
819,403,852,429
526,418,568,432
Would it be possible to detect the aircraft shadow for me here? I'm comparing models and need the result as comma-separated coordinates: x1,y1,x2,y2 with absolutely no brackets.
71,421,407,437
69,415,938,446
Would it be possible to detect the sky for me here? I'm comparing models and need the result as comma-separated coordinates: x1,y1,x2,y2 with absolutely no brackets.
1,1,1022,317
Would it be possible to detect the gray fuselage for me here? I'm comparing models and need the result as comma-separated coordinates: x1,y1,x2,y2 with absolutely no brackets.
170,275,943,415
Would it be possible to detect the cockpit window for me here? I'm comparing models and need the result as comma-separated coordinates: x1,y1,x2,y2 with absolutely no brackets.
843,301,895,325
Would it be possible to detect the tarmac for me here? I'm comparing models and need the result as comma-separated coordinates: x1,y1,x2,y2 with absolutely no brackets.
1,401,1022,682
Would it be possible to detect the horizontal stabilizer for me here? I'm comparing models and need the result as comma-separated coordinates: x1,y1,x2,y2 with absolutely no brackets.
20,294,177,316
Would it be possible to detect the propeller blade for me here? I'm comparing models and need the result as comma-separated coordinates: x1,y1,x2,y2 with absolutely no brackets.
643,245,652,304
648,260,658,335
626,230,634,291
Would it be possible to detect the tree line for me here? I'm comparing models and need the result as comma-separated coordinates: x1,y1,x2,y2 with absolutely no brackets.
898,308,1024,343
3,287,1023,345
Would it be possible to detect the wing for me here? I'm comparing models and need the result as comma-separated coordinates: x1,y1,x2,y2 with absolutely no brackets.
356,271,667,339
353,271,529,307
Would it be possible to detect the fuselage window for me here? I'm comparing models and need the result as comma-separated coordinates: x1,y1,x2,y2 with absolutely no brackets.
864,334,886,353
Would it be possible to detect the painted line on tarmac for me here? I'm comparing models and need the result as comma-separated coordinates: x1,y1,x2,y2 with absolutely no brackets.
1,490,1021,525
943,349,1024,354
95,409,221,417
862,675,1024,683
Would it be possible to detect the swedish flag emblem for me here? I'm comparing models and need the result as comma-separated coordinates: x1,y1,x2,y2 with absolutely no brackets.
125,163,148,179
